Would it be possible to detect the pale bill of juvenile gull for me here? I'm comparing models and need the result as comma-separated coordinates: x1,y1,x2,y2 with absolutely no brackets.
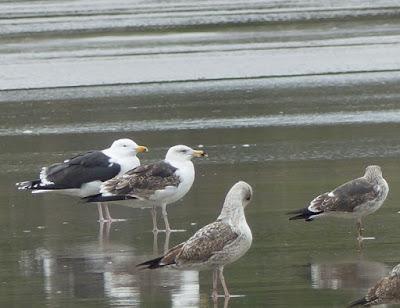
16,138,148,222
137,181,253,300
349,263,400,306
86,145,207,232
288,165,389,241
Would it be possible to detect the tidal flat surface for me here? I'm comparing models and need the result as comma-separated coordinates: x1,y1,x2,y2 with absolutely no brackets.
1,0,400,307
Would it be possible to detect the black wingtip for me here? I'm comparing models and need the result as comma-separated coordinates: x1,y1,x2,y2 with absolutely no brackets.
136,256,164,269
347,297,368,307
287,208,321,221
84,194,137,203
288,213,310,221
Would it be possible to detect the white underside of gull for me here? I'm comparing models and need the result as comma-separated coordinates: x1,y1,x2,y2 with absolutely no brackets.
32,180,104,197
153,159,195,205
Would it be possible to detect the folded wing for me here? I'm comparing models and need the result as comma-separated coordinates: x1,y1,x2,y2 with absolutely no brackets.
101,161,180,199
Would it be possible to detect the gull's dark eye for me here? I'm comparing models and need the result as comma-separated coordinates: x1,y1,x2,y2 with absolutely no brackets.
123,144,127,147
180,149,187,153
245,192,252,201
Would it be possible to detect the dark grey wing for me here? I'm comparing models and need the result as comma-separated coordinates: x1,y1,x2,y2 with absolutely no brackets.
176,221,238,263
42,151,121,189
310,178,379,213
101,161,180,198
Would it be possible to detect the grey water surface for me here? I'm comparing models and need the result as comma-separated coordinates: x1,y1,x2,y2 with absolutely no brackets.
1,0,400,307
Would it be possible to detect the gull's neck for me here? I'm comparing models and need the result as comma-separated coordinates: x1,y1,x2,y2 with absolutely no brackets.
218,200,247,230
102,148,135,159
102,148,140,175
364,173,383,185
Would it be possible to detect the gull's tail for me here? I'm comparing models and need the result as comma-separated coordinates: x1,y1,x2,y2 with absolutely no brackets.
136,256,166,269
347,297,368,307
287,207,322,221
137,243,183,269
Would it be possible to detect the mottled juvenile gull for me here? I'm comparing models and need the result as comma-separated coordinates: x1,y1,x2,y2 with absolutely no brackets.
137,181,253,299
86,145,206,232
288,165,388,241
16,138,148,222
349,263,400,306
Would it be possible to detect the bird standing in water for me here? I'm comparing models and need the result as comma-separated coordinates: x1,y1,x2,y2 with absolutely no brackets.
16,138,148,222
87,145,207,232
288,165,388,241
137,181,253,300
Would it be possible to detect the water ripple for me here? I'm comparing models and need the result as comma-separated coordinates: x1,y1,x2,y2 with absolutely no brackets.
2,109,400,136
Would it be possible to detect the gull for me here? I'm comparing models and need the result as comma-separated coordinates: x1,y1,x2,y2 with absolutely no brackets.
16,138,148,222
288,165,389,241
349,264,400,306
86,145,206,232
137,181,253,300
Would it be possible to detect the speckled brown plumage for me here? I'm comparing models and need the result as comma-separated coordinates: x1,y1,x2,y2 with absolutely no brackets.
177,221,238,263
349,264,400,306
139,221,238,268
101,161,180,199
137,181,253,299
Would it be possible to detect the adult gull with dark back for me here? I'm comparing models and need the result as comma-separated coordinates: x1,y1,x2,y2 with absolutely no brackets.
16,138,148,222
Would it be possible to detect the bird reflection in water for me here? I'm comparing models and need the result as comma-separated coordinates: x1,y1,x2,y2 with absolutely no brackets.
17,232,204,307
310,260,389,291
98,221,112,242
153,230,171,255
213,296,230,308
19,246,141,306
171,270,200,307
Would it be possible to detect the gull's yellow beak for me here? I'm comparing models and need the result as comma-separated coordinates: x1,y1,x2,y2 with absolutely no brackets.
136,145,149,153
193,149,207,157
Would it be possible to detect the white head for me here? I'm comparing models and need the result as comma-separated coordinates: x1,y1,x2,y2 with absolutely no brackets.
218,181,253,223
165,145,207,162
390,264,400,277
108,138,148,157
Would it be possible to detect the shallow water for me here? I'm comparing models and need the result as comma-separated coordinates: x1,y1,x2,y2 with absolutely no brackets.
2,0,400,307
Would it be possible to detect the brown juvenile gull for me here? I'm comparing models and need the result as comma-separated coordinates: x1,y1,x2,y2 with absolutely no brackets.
137,181,253,299
86,145,207,232
16,138,148,222
288,165,389,241
349,263,400,306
